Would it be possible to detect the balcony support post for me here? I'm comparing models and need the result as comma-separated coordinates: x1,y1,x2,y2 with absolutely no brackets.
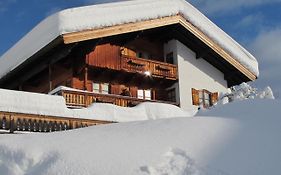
48,63,53,92
84,66,89,91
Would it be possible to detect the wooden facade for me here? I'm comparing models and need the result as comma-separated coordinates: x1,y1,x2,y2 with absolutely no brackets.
15,35,179,108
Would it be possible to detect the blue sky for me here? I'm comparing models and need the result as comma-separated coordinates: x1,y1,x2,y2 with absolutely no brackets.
1,0,281,96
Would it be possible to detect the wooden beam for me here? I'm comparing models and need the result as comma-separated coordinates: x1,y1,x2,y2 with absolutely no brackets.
7,44,76,89
62,16,180,44
48,63,53,91
62,15,257,82
84,66,88,91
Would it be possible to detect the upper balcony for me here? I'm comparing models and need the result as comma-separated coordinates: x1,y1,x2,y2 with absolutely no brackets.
87,44,178,80
120,55,178,80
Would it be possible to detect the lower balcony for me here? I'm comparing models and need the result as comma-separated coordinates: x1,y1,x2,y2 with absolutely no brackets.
59,89,177,108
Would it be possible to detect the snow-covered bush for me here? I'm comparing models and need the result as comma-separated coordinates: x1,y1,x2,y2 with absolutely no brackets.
218,83,275,106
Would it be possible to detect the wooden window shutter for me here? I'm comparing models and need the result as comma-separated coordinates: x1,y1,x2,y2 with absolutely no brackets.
211,92,219,105
192,88,200,106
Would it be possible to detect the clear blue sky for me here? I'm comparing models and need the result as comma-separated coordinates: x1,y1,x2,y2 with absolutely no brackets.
1,0,281,95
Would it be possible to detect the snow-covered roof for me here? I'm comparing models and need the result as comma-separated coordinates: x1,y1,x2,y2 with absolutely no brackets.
0,0,259,80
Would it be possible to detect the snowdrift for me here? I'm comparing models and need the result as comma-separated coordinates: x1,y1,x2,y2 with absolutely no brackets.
0,88,191,122
0,99,280,174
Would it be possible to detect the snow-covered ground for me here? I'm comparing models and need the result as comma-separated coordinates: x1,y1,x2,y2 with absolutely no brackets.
0,98,280,175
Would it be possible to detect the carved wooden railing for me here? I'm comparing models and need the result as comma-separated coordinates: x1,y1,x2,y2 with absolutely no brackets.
61,90,177,108
0,111,114,133
120,55,178,80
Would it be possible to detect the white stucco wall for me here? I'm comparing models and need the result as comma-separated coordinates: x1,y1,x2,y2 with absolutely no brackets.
164,40,228,111
164,40,180,105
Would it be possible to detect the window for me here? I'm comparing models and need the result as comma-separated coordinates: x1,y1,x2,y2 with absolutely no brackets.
93,83,109,94
144,90,151,100
137,90,144,99
192,88,218,108
166,52,174,64
137,89,152,100
101,83,109,94
93,83,100,93
167,88,176,102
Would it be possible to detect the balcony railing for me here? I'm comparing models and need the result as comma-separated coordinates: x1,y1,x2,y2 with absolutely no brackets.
120,55,178,80
61,89,177,108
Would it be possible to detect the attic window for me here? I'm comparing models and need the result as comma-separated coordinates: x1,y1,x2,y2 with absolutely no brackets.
192,88,218,108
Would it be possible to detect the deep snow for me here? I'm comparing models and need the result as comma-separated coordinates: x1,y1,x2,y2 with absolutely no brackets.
0,0,259,80
0,88,191,122
0,99,280,175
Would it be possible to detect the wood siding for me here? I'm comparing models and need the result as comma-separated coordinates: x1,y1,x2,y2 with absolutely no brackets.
124,37,164,61
87,43,121,70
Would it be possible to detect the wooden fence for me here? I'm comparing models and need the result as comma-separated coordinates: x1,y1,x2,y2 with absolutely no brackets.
0,111,114,133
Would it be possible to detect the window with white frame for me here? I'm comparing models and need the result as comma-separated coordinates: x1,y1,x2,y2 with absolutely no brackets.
93,83,109,94
93,83,100,93
137,89,144,99
144,90,151,100
101,83,109,94
137,89,152,100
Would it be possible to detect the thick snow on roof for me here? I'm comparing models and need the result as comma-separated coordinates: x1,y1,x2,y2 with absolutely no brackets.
0,88,191,121
0,99,280,174
0,0,259,80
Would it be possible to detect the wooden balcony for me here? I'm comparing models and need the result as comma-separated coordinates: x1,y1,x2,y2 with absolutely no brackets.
87,51,178,80
120,55,178,80
61,89,177,108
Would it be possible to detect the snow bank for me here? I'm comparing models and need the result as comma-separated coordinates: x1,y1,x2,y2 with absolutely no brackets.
0,0,259,80
0,99,280,174
0,88,68,117
73,102,192,122
216,82,275,106
0,88,191,122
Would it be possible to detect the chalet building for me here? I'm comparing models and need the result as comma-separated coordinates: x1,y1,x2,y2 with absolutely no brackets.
0,0,259,111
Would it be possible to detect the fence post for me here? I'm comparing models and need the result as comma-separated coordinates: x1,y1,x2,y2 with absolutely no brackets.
9,115,14,133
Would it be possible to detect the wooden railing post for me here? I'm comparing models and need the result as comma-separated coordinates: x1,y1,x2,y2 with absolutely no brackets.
9,115,14,133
